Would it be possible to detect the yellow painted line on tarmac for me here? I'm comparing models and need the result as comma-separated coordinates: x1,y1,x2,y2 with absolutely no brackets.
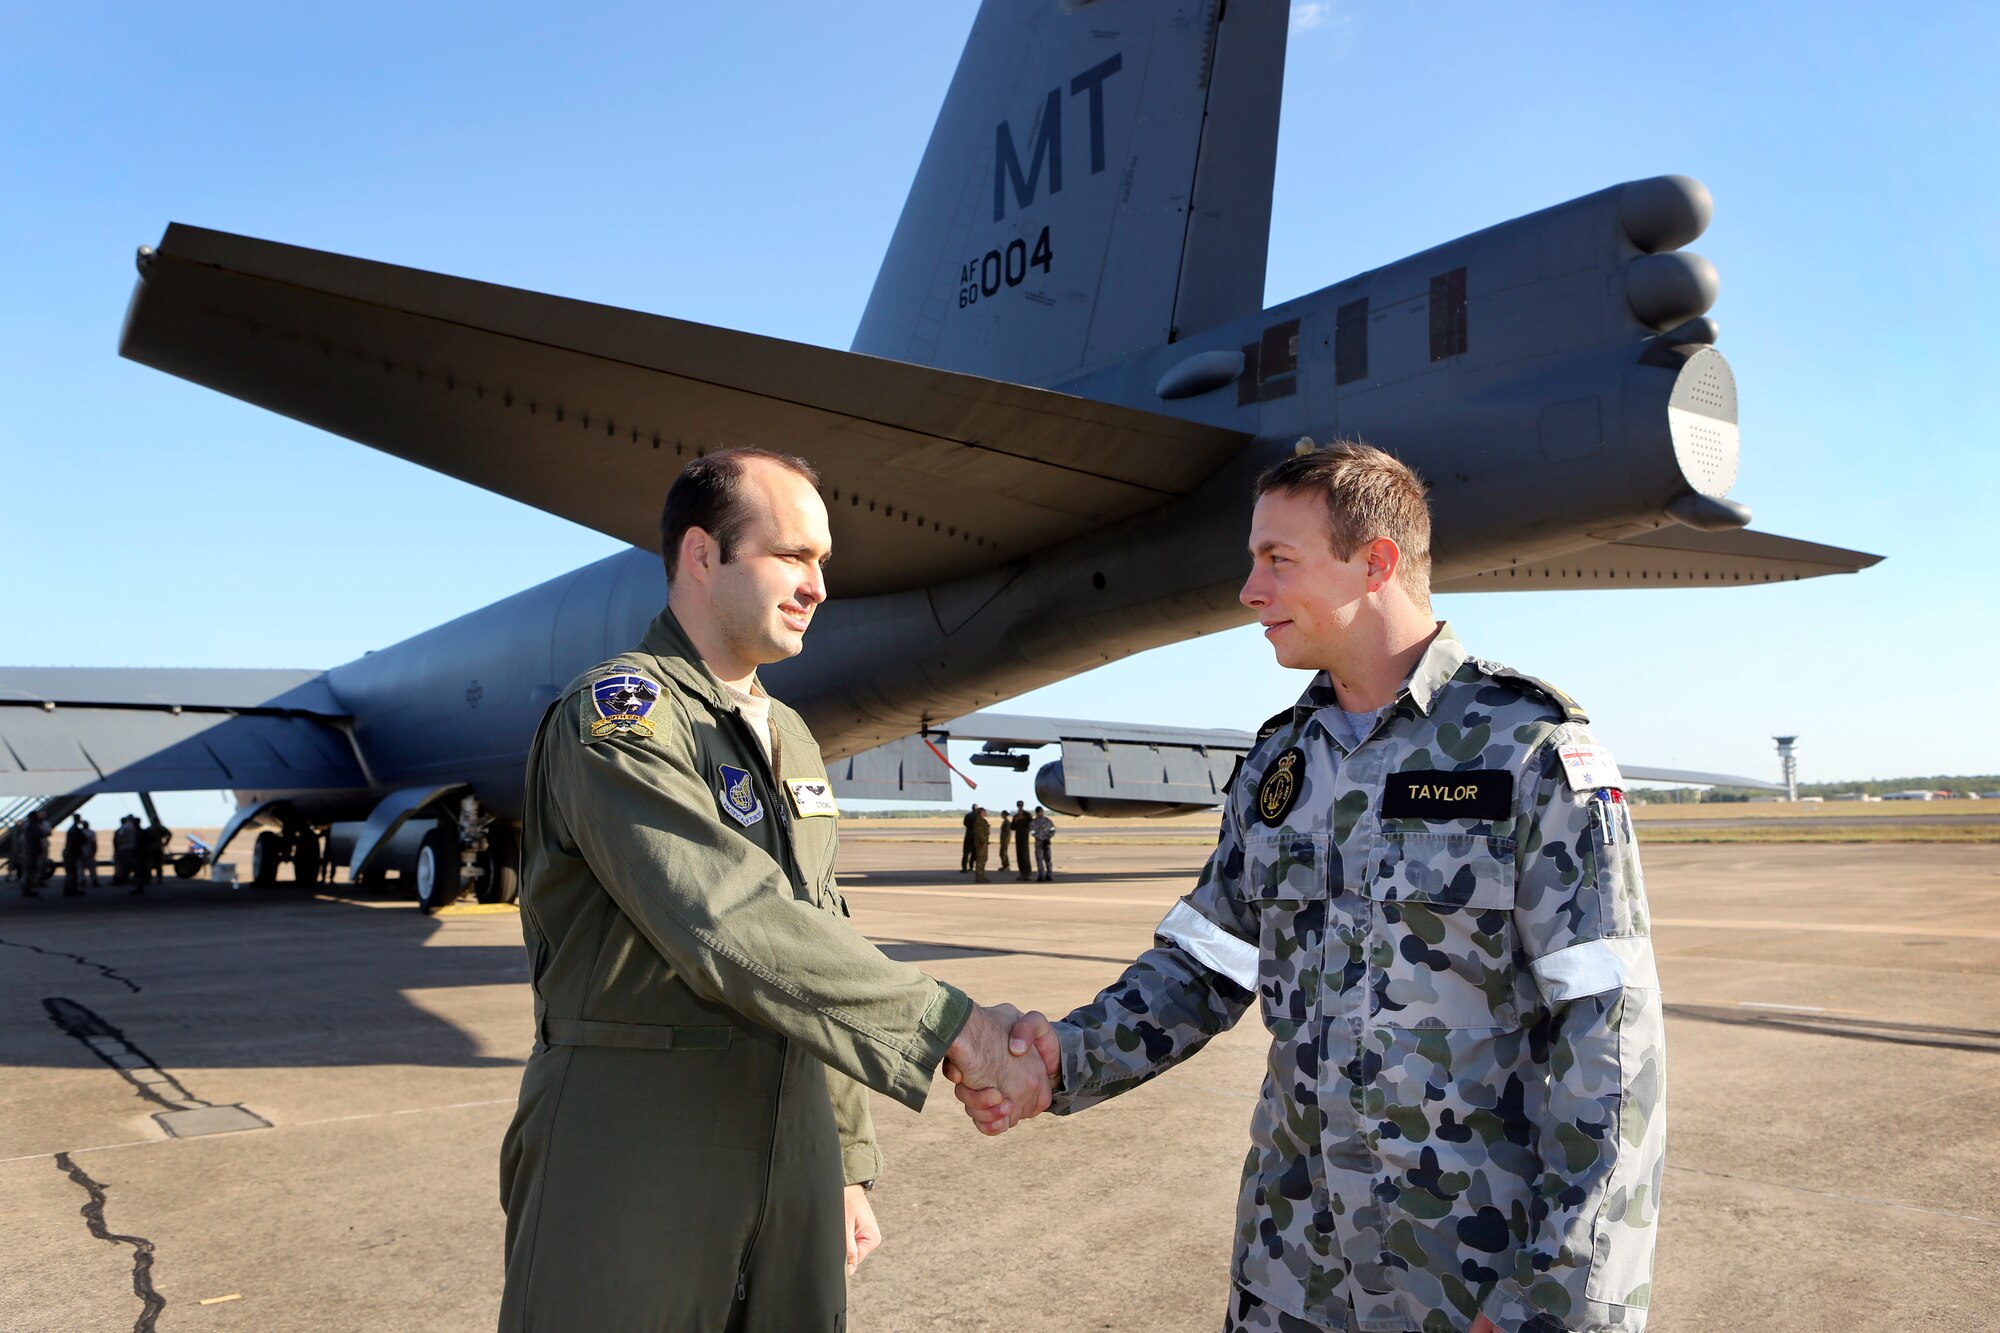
1653,916,2000,942
434,902,520,916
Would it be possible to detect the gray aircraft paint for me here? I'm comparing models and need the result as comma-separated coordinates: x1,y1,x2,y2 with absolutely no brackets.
1,0,1869,839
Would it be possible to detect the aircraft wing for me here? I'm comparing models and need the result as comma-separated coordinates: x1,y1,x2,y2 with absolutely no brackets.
119,225,1251,598
831,711,1782,808
1436,527,1881,592
0,668,366,798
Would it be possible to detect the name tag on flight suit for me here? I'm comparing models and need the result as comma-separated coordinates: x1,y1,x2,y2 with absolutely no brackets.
785,779,839,818
1380,770,1512,820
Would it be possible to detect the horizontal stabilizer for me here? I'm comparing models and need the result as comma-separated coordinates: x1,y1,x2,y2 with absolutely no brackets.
1436,527,1882,592
121,225,1248,598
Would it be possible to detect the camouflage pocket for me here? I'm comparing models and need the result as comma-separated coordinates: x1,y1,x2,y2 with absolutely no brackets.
1366,833,1518,1030
1244,833,1328,1038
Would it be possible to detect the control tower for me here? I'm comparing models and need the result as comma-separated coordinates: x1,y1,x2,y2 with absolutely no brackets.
1774,736,1799,802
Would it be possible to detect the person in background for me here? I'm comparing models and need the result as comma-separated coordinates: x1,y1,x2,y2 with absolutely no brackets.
1030,807,1055,882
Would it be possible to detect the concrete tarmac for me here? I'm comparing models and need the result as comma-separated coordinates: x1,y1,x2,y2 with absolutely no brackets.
1,839,1995,1331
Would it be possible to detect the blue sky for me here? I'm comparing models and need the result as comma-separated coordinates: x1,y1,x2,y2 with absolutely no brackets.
4,2,1996,826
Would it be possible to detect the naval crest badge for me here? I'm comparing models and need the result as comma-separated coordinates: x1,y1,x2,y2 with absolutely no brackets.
1256,747,1305,827
717,764,765,827
588,673,661,740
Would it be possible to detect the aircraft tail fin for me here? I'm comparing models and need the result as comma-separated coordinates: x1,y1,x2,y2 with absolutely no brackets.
851,0,1287,385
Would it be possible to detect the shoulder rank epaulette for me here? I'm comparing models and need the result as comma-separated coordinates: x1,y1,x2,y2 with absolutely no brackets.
1253,705,1300,746
1225,705,1303,798
1477,661,1589,724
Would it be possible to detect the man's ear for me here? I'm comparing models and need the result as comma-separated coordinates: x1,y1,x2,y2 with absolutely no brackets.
679,527,713,583
1364,537,1402,593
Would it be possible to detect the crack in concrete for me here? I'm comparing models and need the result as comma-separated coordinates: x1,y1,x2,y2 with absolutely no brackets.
0,936,142,993
53,1151,166,1332
42,997,211,1113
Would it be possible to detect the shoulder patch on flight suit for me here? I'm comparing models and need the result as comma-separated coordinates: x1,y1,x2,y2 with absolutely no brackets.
1256,748,1305,826
583,672,664,742
1476,661,1590,723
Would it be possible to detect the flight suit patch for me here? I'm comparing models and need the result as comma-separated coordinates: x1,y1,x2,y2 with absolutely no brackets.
1256,748,1305,827
1381,770,1512,820
585,673,662,741
785,779,839,818
716,764,765,827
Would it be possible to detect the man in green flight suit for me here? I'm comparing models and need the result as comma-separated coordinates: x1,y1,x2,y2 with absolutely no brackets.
498,447,1051,1332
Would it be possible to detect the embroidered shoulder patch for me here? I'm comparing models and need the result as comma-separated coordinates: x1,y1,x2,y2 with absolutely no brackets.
717,764,765,827
585,673,663,742
1256,747,1305,827
1557,743,1623,792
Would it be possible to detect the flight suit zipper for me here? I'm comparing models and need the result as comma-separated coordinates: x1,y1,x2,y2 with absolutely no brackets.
722,702,799,1305
736,1041,788,1303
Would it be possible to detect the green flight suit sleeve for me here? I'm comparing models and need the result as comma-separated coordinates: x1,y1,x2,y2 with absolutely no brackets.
1483,726,1666,1333
549,691,972,1111
825,1069,882,1186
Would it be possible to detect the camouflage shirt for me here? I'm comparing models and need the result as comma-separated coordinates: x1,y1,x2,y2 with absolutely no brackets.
1049,625,1665,1333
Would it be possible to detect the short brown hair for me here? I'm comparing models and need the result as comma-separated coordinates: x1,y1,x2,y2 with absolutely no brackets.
1255,439,1432,601
660,447,821,579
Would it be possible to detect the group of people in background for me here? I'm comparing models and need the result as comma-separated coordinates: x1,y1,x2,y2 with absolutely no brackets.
958,799,1055,883
4,811,172,898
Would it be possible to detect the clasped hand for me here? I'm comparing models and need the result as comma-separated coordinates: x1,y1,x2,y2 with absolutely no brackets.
942,1004,1060,1135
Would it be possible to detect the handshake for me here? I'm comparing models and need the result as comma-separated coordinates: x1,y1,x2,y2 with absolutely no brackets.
941,1004,1061,1135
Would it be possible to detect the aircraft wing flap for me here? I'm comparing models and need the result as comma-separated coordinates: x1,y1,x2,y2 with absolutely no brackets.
122,225,1250,597
0,707,367,798
0,666,339,713
1437,527,1882,592
935,711,1254,750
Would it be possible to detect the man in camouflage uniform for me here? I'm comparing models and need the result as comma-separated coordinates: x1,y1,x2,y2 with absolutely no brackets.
964,443,1665,1333
499,448,1050,1331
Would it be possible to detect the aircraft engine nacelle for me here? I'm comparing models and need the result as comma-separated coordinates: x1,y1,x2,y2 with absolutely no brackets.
1033,760,1220,820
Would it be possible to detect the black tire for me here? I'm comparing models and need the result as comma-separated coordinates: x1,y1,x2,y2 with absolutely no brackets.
172,853,203,880
251,831,283,887
414,826,461,914
475,823,521,905
292,833,321,887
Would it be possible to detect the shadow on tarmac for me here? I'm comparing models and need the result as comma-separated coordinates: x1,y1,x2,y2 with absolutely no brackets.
0,879,529,1072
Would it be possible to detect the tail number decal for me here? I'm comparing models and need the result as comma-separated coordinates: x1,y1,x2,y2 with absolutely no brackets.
959,228,1054,308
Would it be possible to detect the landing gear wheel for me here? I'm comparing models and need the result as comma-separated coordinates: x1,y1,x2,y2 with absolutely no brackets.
292,833,322,887
415,826,462,914
173,854,203,880
475,823,520,905
251,831,283,887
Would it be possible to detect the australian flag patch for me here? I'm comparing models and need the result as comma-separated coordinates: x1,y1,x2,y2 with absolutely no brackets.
588,674,661,740
717,764,765,827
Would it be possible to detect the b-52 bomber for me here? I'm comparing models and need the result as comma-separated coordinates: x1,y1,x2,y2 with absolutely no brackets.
0,0,1872,910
